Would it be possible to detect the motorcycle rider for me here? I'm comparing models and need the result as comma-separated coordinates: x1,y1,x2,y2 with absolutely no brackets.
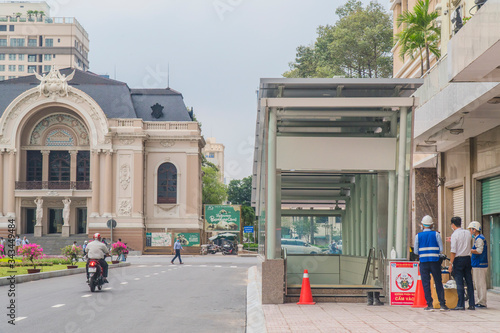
85,233,110,283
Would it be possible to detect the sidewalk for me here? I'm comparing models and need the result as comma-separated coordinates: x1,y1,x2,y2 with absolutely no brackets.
248,265,500,333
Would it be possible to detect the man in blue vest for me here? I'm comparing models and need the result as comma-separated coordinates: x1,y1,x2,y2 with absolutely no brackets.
414,215,448,311
468,221,488,308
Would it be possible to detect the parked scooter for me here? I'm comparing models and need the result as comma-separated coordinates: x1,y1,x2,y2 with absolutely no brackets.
208,244,220,254
87,259,105,292
222,243,238,255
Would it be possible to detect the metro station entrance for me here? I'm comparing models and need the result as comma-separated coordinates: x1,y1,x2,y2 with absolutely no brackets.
252,78,423,303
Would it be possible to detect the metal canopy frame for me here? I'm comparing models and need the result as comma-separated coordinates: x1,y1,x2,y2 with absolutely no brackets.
252,78,423,260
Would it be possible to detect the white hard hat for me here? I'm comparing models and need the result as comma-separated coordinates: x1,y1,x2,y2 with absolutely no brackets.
467,221,481,231
421,215,433,227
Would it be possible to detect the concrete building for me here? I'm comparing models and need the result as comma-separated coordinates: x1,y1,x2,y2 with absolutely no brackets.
391,0,500,290
202,137,224,182
0,1,89,81
0,67,204,253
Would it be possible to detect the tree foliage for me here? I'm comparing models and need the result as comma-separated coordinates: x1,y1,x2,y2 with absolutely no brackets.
394,0,440,76
228,176,255,226
284,0,393,78
227,176,252,206
202,165,227,205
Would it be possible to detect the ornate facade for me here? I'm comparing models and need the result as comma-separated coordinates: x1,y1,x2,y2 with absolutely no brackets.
0,67,204,252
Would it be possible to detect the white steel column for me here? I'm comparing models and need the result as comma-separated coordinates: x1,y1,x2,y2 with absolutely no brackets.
366,174,373,252
354,175,361,256
360,175,367,256
371,174,378,251
387,171,396,257
395,107,408,258
266,108,277,260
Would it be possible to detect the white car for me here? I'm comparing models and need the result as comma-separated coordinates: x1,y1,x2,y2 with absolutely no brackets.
281,239,322,254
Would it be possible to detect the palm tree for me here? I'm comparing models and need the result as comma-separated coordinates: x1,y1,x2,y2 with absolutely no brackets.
395,0,440,76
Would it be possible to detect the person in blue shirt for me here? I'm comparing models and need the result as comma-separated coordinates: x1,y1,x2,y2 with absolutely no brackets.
171,238,184,264
414,215,448,311
468,221,488,308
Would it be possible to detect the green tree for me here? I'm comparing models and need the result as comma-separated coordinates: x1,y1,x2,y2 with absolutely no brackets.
227,176,252,206
292,217,319,242
228,176,255,227
395,0,440,76
202,164,227,205
284,0,393,78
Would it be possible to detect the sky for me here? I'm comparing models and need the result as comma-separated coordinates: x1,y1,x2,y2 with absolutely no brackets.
47,0,392,181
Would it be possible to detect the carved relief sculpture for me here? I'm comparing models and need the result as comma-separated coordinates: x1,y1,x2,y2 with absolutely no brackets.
35,66,75,98
120,164,131,190
118,200,131,216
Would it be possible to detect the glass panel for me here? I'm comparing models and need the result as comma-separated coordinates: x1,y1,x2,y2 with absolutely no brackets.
77,151,90,181
157,163,177,203
49,151,70,181
26,150,42,181
26,208,36,234
49,209,63,233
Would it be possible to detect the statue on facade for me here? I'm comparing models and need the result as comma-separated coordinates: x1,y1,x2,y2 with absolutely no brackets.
62,198,71,226
34,197,43,226
34,66,75,98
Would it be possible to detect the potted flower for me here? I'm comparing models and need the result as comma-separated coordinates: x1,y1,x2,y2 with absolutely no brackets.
61,244,83,268
111,241,127,263
18,243,44,273
0,244,5,259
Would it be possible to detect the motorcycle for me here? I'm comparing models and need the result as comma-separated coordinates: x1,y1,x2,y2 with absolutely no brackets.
208,244,220,254
222,243,238,255
87,259,105,292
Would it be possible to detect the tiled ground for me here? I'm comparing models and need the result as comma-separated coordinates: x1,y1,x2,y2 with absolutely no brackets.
263,292,500,332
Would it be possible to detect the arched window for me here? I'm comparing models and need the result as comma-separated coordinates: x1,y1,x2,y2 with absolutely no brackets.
157,163,177,204
77,151,90,181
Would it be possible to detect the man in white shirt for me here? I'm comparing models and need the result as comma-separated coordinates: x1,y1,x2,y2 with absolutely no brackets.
449,216,475,310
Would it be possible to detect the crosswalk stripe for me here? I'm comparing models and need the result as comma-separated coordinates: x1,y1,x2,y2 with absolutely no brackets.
81,295,92,298
15,317,27,322
52,304,65,308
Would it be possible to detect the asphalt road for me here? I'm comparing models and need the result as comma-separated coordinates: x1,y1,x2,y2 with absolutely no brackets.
0,255,258,333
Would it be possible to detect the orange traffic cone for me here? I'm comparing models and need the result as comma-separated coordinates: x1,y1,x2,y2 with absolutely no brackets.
411,267,427,308
297,269,316,305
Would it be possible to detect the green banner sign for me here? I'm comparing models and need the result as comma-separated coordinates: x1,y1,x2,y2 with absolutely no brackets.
204,205,241,231
174,233,200,247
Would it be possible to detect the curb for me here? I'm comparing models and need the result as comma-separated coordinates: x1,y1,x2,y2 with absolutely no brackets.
246,265,267,333
0,262,131,286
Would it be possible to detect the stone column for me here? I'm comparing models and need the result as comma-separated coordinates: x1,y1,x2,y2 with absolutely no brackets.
0,150,4,216
41,150,50,182
103,150,113,217
6,149,16,218
91,150,100,217
69,150,78,183
133,150,143,216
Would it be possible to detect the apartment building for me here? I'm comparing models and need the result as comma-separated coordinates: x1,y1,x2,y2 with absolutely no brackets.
0,1,89,81
202,137,225,183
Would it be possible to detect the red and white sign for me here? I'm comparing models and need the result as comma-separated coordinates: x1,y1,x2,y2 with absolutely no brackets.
389,261,419,305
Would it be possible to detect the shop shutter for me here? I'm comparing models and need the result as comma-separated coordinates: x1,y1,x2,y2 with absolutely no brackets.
482,175,500,215
452,186,464,225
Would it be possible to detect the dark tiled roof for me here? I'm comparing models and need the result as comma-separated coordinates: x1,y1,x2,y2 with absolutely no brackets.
0,68,193,121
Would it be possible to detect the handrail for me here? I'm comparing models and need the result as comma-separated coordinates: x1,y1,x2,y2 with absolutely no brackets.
362,247,375,284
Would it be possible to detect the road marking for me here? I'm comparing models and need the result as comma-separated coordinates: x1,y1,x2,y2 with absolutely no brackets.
138,265,147,267
15,317,27,322
121,282,128,285
161,271,166,273
183,265,192,266
52,304,65,308
134,278,140,280
81,295,92,298
230,266,238,268
104,287,112,290
153,265,162,267
215,265,222,267
153,273,159,275
145,275,150,278
199,265,207,267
